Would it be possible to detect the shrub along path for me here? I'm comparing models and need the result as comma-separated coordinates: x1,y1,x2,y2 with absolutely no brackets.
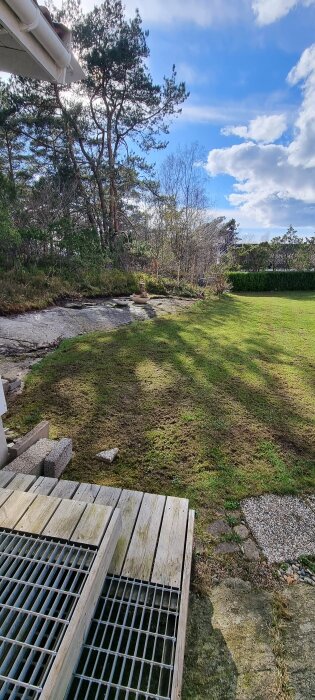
7,291,315,698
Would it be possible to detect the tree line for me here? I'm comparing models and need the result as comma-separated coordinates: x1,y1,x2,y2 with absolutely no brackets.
0,0,239,284
1,1,311,285
229,227,315,272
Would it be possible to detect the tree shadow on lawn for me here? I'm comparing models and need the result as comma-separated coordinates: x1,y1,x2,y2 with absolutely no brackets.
11,294,315,509
8,294,314,700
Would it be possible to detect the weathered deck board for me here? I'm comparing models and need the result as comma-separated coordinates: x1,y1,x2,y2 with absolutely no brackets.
123,493,166,580
49,479,79,499
6,472,37,491
0,471,14,489
171,510,195,700
29,475,58,495
0,487,12,507
71,503,113,546
42,498,86,540
74,482,101,503
16,494,61,534
95,485,122,508
151,496,189,588
109,489,143,575
0,489,36,528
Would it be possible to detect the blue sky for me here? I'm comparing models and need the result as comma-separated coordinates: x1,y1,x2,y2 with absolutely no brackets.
64,1,315,240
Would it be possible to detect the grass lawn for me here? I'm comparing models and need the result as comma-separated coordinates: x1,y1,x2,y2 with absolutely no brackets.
8,291,315,698
9,292,315,583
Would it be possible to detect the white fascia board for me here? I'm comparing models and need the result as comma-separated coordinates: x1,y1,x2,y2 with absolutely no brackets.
0,0,84,83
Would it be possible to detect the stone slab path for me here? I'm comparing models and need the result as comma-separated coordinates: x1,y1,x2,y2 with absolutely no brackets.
242,494,315,563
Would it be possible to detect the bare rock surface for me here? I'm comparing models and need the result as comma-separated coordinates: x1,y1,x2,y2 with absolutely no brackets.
210,578,278,699
281,585,315,700
0,298,195,381
242,494,315,563
0,297,195,356
184,579,315,699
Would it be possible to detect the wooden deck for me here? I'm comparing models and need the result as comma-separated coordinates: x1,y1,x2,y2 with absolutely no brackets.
0,469,194,589
0,468,195,699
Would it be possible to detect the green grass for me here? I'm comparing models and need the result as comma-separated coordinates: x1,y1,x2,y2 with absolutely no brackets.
8,292,315,583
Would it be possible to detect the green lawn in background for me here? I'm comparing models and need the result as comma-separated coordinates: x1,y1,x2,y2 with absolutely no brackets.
9,292,315,585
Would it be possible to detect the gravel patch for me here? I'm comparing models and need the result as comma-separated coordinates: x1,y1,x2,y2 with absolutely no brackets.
242,495,315,563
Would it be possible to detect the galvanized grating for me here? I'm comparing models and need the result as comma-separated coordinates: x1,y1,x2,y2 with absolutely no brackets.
68,575,181,700
0,528,97,700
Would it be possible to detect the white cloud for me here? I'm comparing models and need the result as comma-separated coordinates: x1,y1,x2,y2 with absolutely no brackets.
180,102,271,125
66,0,250,26
213,207,313,239
252,0,315,25
222,114,287,143
206,44,315,227
287,44,315,168
55,0,315,26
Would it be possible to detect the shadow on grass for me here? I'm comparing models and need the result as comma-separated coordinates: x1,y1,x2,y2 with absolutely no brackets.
9,294,315,508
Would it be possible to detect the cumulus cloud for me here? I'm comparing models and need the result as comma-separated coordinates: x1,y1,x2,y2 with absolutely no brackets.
206,44,315,226
287,44,315,168
252,0,315,25
222,114,287,144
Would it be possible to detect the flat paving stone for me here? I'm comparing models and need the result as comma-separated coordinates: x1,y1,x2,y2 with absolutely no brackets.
242,538,260,561
208,519,232,538
214,542,239,555
233,524,249,540
241,494,315,563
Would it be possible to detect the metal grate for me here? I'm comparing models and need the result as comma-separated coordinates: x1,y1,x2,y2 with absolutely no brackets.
0,528,97,700
68,575,181,700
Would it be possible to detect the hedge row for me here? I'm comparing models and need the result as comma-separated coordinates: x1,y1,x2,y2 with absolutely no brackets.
228,271,315,292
